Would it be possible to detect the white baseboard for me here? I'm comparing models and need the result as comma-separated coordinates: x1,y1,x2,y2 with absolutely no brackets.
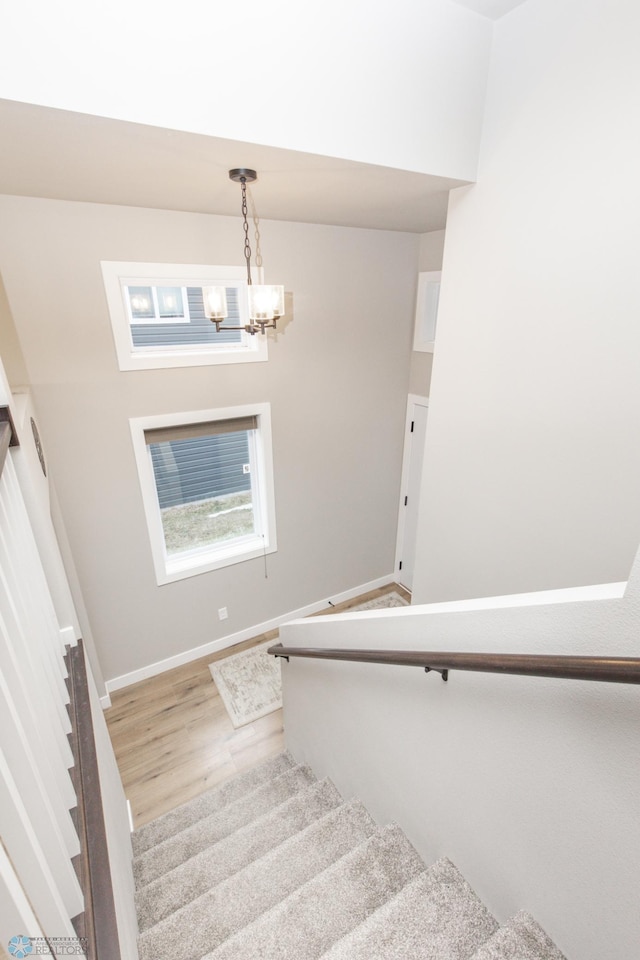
99,693,112,710
105,574,394,694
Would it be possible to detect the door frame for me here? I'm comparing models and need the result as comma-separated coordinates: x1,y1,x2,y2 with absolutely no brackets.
394,393,429,592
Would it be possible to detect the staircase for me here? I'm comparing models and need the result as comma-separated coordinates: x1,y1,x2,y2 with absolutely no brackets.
132,752,566,960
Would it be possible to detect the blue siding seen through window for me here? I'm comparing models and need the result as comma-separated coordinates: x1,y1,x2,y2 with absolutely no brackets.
130,287,243,347
149,432,251,508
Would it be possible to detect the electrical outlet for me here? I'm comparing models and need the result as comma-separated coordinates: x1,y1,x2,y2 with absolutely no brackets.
218,607,228,621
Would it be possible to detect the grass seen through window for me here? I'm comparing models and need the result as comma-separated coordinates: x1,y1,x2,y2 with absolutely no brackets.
160,491,254,556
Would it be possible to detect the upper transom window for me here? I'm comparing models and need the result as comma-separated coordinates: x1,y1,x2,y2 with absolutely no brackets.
101,261,268,370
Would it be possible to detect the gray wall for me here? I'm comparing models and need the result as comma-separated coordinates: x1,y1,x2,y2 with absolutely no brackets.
0,196,418,683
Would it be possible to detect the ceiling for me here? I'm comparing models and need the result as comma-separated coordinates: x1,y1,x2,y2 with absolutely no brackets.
0,2,532,235
449,0,528,18
0,99,467,235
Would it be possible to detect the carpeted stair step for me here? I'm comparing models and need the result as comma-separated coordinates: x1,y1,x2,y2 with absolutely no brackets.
137,798,378,960
136,777,344,932
319,857,499,960
204,823,426,960
133,763,315,888
469,911,567,959
132,751,295,856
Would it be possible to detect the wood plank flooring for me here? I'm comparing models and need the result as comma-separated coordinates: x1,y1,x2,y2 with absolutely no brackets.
105,583,410,829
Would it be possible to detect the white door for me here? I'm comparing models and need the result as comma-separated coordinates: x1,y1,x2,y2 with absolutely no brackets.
394,396,429,593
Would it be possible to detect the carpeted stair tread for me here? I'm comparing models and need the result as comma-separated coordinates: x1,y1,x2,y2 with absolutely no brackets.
204,824,426,960
137,798,378,960
319,857,499,960
134,763,315,889
470,911,567,960
135,777,343,932
132,751,294,856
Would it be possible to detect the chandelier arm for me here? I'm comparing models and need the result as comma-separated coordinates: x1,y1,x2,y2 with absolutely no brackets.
212,318,278,336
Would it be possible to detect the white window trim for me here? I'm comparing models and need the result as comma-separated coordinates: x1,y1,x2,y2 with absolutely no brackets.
130,403,277,585
101,261,268,370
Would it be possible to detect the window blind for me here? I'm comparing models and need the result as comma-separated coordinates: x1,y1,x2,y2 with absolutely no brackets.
144,416,258,446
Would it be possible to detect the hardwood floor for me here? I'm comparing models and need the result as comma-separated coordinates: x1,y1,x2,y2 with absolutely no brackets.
105,583,410,828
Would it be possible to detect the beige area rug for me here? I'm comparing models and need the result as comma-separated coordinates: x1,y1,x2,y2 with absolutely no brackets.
209,590,409,728
347,591,409,612
210,641,282,729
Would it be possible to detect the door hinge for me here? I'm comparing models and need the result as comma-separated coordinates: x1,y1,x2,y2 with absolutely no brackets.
410,421,415,432
399,560,403,570
404,496,408,506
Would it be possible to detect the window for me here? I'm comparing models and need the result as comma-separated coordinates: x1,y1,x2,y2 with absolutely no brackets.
130,404,277,584
101,262,269,369
126,285,190,324
413,271,441,352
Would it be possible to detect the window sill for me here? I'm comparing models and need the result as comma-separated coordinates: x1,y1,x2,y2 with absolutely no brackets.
158,536,276,585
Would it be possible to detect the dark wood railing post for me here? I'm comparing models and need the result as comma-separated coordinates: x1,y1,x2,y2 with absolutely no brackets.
66,640,122,960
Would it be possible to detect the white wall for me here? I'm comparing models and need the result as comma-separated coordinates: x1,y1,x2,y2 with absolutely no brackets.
281,557,640,960
0,274,28,388
0,195,418,684
0,0,491,180
0,366,136,948
413,0,640,602
0,300,107,693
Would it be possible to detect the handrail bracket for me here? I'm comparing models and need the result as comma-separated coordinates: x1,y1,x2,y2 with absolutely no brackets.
425,666,449,682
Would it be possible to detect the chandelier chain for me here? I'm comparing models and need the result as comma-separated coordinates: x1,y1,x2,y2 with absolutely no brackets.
240,178,252,285
248,187,263,270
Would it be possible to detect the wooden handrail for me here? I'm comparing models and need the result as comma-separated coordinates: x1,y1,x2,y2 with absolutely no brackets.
0,422,11,479
268,644,640,684
0,406,20,479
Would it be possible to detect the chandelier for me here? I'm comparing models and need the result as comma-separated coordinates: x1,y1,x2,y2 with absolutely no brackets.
204,168,284,336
